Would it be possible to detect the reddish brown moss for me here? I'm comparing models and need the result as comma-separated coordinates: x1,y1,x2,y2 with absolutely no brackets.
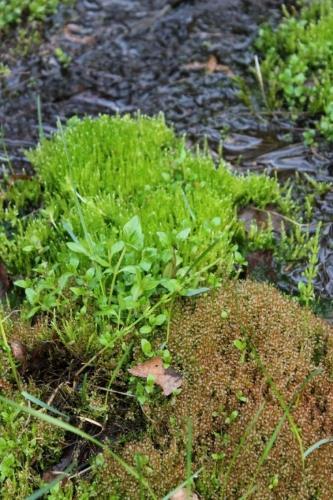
96,281,333,498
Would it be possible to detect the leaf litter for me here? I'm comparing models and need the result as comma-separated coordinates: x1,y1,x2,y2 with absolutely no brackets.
128,357,183,396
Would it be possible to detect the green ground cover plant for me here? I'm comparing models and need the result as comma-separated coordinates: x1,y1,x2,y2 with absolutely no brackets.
256,0,333,142
0,0,68,31
0,115,328,497
0,114,296,355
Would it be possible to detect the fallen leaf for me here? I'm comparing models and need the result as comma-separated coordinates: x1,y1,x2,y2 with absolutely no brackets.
183,55,234,76
246,250,276,282
171,487,199,500
128,357,183,396
239,205,288,235
206,54,219,73
63,24,96,45
10,340,28,368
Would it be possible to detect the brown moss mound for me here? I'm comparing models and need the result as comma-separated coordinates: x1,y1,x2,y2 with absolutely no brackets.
97,281,333,499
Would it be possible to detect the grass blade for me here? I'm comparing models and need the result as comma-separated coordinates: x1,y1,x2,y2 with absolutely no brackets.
221,401,266,495
186,417,193,497
250,342,305,464
242,363,322,498
162,469,203,500
304,437,333,459
21,390,69,420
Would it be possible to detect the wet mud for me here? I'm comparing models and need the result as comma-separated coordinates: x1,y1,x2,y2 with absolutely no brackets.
0,0,332,309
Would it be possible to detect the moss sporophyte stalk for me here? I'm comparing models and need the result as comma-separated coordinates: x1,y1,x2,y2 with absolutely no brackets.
0,115,331,498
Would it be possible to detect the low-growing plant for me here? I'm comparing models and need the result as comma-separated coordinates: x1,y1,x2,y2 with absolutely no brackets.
256,0,333,142
0,114,296,359
54,47,71,68
0,0,70,32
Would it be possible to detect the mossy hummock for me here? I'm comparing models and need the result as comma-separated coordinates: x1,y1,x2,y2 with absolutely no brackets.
97,282,333,499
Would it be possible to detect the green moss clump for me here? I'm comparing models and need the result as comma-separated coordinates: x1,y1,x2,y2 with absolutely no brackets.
0,115,292,355
257,0,333,142
94,281,333,499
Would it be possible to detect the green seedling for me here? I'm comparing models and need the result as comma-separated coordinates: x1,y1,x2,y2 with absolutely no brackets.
54,47,71,68
233,338,247,363
221,309,229,319
225,410,239,425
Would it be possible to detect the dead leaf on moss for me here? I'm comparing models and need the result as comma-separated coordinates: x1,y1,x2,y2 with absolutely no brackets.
246,250,276,282
239,205,288,234
171,488,199,500
128,357,183,396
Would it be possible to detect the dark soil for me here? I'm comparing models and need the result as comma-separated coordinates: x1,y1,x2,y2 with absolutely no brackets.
0,0,332,310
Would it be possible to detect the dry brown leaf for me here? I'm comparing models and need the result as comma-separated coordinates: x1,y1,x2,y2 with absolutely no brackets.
206,54,219,73
10,339,28,368
246,250,276,282
128,357,183,396
183,55,234,76
171,488,199,500
239,205,288,234
63,24,96,45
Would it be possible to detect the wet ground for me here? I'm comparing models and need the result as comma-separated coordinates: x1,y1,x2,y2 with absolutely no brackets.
0,0,332,310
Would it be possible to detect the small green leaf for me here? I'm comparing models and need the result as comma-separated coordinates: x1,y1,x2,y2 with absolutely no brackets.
176,228,191,241
146,374,155,385
25,288,37,305
111,240,125,255
154,314,167,326
141,339,153,357
85,267,95,280
157,231,170,247
123,216,144,249
140,325,152,335
233,339,246,351
67,242,89,256
14,280,29,289
162,349,172,365
58,273,72,291
22,245,34,253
